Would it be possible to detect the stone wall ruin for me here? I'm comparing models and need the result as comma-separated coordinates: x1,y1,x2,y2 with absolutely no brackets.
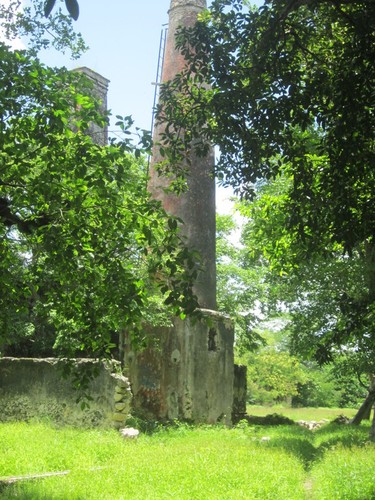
126,310,237,425
0,358,131,428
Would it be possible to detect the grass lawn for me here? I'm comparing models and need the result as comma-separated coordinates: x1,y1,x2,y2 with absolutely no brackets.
0,415,374,499
247,405,358,422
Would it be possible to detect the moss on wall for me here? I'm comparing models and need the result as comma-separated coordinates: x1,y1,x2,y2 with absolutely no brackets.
0,358,132,428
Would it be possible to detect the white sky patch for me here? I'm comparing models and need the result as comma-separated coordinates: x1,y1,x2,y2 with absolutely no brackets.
0,0,26,50
216,184,245,246
260,316,290,332
216,184,235,216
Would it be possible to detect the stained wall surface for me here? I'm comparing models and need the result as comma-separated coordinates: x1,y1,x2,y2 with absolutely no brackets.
127,310,234,425
0,358,131,427
74,67,110,146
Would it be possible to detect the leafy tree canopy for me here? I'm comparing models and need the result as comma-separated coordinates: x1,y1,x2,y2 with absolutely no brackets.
1,0,86,57
158,0,375,257
0,22,200,359
238,176,375,369
218,205,368,409
216,212,274,351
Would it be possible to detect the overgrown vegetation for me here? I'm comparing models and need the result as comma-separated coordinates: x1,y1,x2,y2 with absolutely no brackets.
160,0,375,439
0,420,374,499
0,1,201,363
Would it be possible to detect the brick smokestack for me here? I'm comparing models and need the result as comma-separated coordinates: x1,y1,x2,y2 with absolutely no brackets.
149,0,216,310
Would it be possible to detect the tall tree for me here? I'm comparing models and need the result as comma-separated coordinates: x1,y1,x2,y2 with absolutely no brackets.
0,8,200,361
158,0,375,252
156,0,375,435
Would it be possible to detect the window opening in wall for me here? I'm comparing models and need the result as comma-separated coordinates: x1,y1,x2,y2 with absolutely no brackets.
208,328,217,352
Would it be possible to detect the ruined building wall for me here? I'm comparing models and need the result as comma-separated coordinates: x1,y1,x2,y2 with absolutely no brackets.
127,311,234,425
0,70,126,429
0,358,131,428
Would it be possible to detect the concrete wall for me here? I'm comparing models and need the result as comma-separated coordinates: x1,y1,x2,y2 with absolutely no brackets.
0,358,131,428
233,364,247,422
126,310,235,425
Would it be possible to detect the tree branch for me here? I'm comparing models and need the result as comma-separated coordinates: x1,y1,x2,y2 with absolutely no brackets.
279,0,371,21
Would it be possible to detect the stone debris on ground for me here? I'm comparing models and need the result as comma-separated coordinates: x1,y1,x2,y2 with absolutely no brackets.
297,419,330,431
260,436,271,442
331,414,351,425
120,427,140,439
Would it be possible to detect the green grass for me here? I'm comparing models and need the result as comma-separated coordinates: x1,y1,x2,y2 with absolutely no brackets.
247,405,358,422
310,444,375,499
0,418,374,499
0,423,305,499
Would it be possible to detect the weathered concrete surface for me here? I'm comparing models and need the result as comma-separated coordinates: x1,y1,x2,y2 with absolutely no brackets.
232,364,248,422
149,0,216,310
0,358,131,427
126,310,234,425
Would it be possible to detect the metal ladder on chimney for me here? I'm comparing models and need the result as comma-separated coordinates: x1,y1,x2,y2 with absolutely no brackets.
150,25,168,135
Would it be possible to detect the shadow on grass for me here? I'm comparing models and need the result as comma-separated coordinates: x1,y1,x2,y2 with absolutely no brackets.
313,423,370,458
267,436,318,468
0,482,20,499
253,421,371,470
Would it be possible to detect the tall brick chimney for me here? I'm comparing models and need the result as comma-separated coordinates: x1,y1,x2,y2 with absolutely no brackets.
148,0,216,310
125,0,241,426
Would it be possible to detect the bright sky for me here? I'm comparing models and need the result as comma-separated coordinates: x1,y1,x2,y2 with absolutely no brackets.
41,0,199,131
40,0,262,131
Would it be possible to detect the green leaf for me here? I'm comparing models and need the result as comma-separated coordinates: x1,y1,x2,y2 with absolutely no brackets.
168,218,178,231
44,0,56,17
65,0,79,20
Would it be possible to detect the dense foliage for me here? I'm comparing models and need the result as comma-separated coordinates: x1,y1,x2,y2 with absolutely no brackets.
0,10,200,359
158,0,375,431
159,0,375,256
238,177,374,368
217,211,366,407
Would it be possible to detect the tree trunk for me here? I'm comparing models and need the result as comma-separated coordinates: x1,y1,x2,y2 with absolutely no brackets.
351,374,375,425
371,404,375,442
363,241,375,438
362,401,372,421
365,240,375,302
351,389,375,425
